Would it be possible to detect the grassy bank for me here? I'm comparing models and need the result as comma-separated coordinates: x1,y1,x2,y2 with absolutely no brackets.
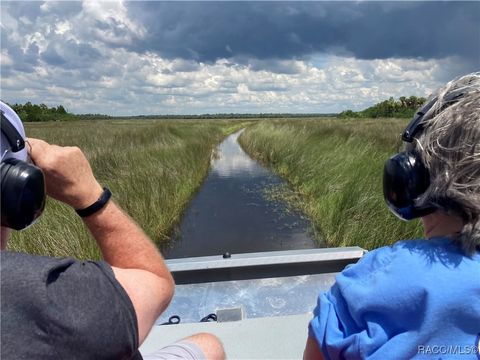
10,119,248,259
239,118,423,250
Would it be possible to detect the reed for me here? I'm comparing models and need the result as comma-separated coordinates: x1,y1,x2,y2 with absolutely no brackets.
239,118,423,250
9,119,248,259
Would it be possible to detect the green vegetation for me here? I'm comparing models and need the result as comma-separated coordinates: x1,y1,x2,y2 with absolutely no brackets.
9,119,249,259
9,102,76,122
9,115,423,257
7,102,336,122
239,119,423,250
339,95,426,118
128,113,337,119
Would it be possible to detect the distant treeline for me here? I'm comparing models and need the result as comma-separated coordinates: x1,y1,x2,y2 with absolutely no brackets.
339,96,427,119
8,102,77,122
6,102,338,121
8,96,427,122
75,113,337,120
124,113,337,119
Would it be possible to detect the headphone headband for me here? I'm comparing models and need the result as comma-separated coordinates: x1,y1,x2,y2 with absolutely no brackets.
402,89,466,143
1,111,25,153
402,97,437,143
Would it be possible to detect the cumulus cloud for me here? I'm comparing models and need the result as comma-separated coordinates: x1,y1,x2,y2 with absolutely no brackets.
0,1,478,115
0,46,460,115
125,2,479,64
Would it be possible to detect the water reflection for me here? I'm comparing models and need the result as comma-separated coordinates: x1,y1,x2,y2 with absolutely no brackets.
211,131,266,178
161,130,316,259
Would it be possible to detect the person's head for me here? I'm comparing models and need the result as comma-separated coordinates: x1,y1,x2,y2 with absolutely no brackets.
1,101,46,249
385,72,480,254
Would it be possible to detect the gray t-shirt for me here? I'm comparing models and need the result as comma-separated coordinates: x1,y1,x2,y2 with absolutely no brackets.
1,251,142,359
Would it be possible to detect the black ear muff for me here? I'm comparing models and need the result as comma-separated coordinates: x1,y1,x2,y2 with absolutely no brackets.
1,158,46,230
383,152,435,220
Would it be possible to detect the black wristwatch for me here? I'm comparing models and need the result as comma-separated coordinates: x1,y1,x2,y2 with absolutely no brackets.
75,187,112,217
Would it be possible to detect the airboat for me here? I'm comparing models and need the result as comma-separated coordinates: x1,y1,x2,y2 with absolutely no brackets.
140,246,366,359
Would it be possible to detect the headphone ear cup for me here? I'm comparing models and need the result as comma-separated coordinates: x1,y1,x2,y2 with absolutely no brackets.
1,160,18,226
1,158,46,230
383,152,434,220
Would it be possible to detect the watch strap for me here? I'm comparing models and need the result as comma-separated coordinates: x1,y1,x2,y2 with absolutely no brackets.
76,187,112,217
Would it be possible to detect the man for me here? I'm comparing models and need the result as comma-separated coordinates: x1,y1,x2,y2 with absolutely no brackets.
1,101,224,360
304,73,480,359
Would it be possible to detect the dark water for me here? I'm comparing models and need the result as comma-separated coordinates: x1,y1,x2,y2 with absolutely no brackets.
161,130,316,259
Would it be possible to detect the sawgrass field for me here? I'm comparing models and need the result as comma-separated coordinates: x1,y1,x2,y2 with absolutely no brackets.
239,118,423,250
9,117,422,259
9,119,248,259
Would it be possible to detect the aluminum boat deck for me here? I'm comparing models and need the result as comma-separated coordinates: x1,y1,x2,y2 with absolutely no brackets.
140,247,366,359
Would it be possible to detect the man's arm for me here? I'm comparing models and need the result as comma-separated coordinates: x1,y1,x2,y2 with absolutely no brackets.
28,138,174,344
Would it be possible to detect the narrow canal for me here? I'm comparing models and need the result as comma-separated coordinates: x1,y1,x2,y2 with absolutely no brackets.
161,130,316,259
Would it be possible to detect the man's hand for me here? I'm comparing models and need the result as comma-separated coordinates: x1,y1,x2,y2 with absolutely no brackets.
27,138,103,209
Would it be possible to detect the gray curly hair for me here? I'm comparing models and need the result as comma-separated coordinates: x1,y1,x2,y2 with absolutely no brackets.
412,72,480,254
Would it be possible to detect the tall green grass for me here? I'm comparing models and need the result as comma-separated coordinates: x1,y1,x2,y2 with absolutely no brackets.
9,119,248,259
239,118,423,250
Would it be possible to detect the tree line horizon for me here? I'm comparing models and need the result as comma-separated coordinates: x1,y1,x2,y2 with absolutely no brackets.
7,95,427,122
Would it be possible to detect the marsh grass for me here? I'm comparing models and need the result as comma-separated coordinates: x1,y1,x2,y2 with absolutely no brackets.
9,119,249,259
239,118,423,250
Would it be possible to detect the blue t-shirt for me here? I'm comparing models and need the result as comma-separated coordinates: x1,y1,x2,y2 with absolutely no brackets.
309,238,480,359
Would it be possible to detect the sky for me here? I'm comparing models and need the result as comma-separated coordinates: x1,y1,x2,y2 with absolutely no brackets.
1,1,479,116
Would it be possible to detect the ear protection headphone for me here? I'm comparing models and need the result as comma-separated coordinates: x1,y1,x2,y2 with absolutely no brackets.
383,98,436,220
383,90,464,220
1,111,46,230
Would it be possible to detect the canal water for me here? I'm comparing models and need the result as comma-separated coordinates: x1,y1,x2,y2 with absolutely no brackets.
161,130,316,259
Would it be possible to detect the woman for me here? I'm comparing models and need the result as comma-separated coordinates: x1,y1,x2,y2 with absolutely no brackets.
304,72,480,359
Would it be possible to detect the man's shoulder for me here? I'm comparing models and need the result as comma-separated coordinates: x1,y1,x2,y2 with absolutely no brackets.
1,250,111,274
1,251,139,359
1,251,75,284
2,250,72,266
0,251,121,307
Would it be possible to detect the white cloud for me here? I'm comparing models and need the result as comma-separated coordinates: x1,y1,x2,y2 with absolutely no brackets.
54,21,72,36
1,37,460,115
0,51,14,67
82,0,146,45
0,1,472,116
